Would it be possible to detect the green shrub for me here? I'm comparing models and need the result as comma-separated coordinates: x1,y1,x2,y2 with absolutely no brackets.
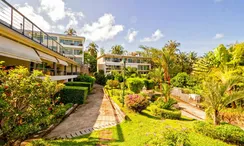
65,82,92,93
193,121,244,145
126,78,144,93
143,79,155,90
125,94,149,113
58,86,88,104
94,70,107,85
150,105,181,119
74,74,95,87
0,66,64,144
106,80,120,89
148,126,190,146
171,72,197,88
154,97,177,110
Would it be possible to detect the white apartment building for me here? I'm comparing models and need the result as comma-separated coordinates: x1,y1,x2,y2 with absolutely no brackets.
46,33,85,66
97,54,151,75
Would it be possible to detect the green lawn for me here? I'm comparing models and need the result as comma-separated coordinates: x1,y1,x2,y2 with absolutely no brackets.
30,96,233,146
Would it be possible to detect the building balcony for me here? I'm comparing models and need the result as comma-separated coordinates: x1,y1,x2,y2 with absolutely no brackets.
61,43,83,49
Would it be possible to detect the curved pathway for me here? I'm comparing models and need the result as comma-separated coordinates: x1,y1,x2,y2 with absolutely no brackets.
45,84,121,139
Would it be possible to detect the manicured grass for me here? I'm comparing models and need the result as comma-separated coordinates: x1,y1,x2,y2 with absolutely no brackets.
30,95,233,146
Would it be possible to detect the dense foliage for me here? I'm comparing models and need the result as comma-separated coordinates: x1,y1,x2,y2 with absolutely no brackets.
57,86,88,104
94,70,107,85
0,66,65,144
74,74,95,86
126,78,144,93
125,94,149,113
65,82,92,93
194,121,244,145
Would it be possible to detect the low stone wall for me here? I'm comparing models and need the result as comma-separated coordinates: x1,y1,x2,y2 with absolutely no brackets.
171,88,201,105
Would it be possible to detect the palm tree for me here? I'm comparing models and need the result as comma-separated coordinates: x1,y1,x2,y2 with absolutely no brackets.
202,76,244,125
148,68,164,91
164,40,180,54
110,45,125,55
87,42,98,57
162,83,171,102
64,28,77,36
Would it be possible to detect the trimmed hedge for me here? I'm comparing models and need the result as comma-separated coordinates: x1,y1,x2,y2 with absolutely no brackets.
150,105,181,119
65,82,92,93
58,86,88,104
74,74,95,87
193,121,244,145
126,78,144,93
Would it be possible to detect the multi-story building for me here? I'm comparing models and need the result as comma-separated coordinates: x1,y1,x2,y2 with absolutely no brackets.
45,33,85,66
0,0,84,81
97,53,151,75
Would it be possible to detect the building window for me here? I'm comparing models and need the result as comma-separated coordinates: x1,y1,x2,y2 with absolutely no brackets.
44,36,57,41
74,41,83,46
74,50,82,55
128,58,132,63
74,57,82,64
60,39,73,45
51,46,57,51
62,48,73,55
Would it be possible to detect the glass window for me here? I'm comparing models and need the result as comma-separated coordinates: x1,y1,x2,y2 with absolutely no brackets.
74,41,83,46
74,50,82,55
60,39,73,45
74,57,82,64
62,48,73,55
51,46,57,51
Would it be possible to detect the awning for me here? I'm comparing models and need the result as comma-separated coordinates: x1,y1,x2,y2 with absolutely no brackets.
0,36,42,63
37,50,58,63
57,58,68,66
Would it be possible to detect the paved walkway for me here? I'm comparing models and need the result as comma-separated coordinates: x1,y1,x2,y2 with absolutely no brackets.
173,97,206,120
45,84,121,139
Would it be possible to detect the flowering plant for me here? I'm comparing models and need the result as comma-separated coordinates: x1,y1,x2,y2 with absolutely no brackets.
125,94,149,113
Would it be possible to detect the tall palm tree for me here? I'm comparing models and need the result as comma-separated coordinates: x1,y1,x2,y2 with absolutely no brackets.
162,83,171,102
164,40,180,54
110,45,125,55
64,28,77,36
202,76,244,125
87,42,98,57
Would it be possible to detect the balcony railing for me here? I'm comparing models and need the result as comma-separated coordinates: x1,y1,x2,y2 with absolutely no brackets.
0,0,67,57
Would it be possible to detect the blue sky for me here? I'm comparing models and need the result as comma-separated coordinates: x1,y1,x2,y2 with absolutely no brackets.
7,0,244,55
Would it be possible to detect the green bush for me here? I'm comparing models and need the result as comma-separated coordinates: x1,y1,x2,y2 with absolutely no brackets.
143,79,155,90
94,70,107,85
193,121,244,145
74,74,95,87
148,127,190,146
171,72,197,88
65,82,92,93
0,66,64,144
125,94,149,113
150,105,181,119
58,86,88,104
126,78,144,93
154,97,177,110
106,80,120,89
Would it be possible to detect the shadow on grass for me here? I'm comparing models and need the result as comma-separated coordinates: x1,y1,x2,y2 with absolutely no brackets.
180,116,196,121
140,111,161,120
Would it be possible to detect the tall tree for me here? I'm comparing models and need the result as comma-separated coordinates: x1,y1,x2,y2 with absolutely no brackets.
100,48,105,56
202,76,244,125
87,42,98,57
148,68,164,90
110,45,126,55
64,28,77,36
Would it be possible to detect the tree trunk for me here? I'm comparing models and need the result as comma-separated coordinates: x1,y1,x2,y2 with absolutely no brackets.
231,102,237,109
213,109,220,125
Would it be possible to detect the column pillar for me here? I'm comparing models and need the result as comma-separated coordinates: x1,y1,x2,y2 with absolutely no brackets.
53,62,57,75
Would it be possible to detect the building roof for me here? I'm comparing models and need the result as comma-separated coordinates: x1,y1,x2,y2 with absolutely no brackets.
97,54,151,60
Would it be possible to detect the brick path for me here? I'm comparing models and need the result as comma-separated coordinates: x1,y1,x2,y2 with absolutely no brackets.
45,84,122,139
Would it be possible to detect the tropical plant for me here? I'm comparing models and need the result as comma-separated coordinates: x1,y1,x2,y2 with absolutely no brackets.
84,52,97,73
87,42,98,57
64,28,77,36
110,45,126,55
162,83,171,102
148,68,163,90
125,94,149,113
202,76,244,125
0,66,64,144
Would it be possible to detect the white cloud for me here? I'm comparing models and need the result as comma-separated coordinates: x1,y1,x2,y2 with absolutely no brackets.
140,29,164,42
125,28,138,43
78,13,124,41
213,33,224,39
39,0,65,22
16,3,51,31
